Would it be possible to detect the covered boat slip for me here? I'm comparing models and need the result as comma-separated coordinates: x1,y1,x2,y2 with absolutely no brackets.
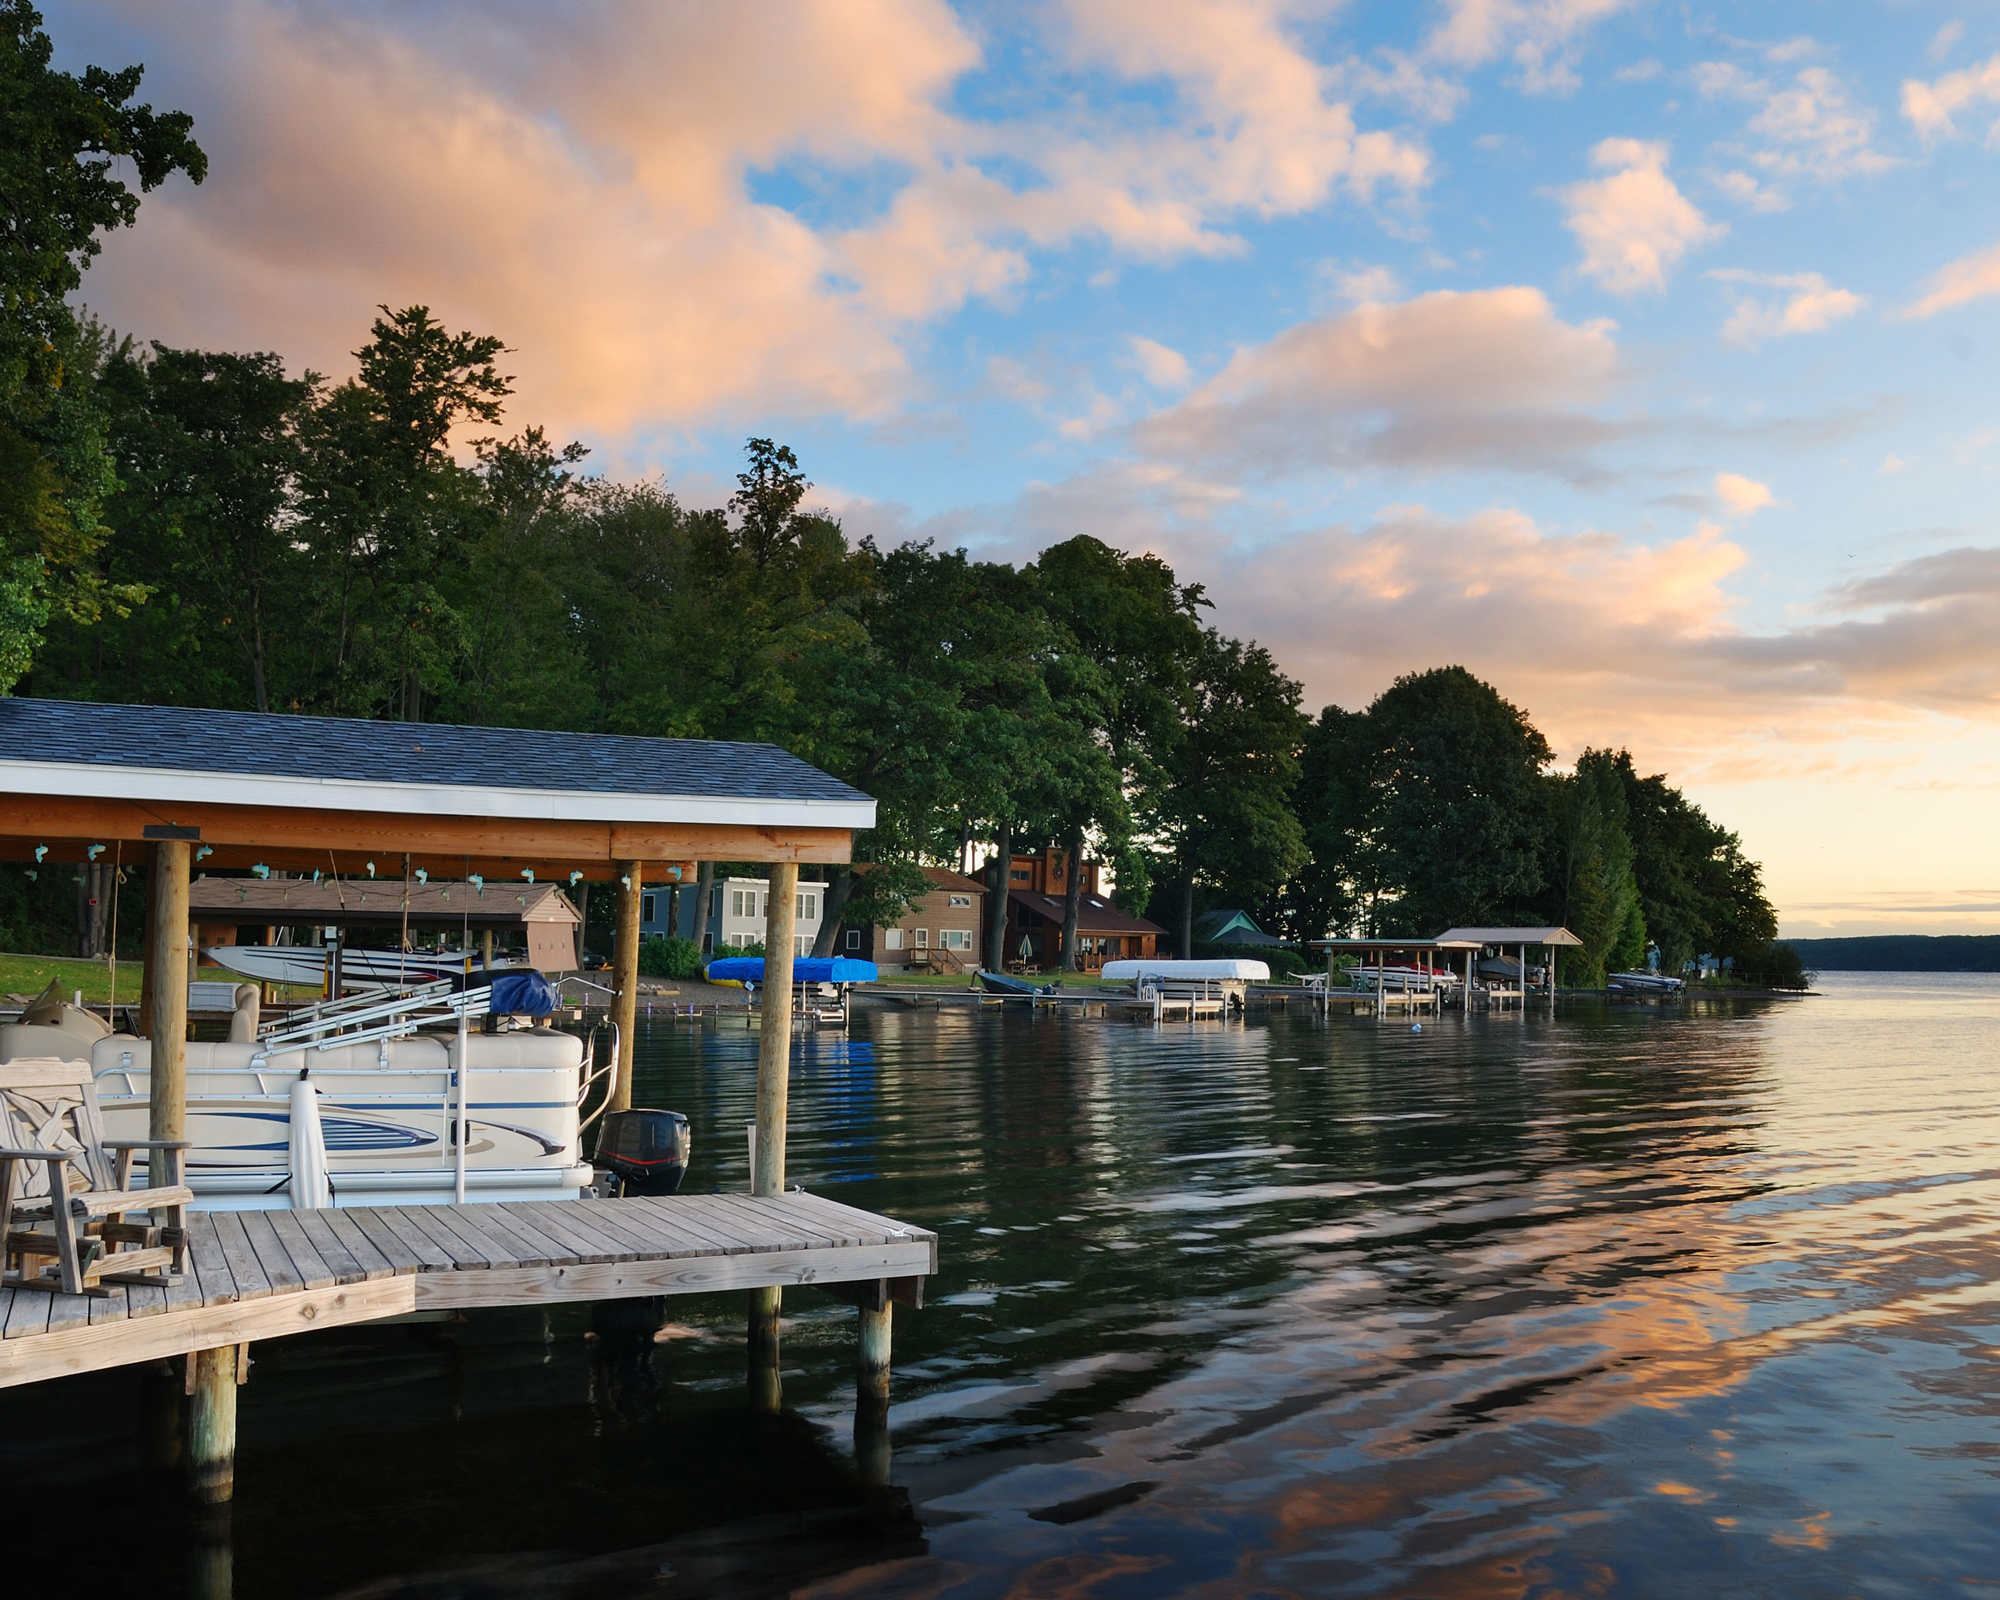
1314,927,1581,1014
0,697,924,1493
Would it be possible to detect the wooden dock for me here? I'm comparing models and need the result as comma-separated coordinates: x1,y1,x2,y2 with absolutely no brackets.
0,1191,934,1389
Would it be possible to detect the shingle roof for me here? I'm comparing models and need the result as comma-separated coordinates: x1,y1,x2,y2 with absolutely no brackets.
0,697,873,826
188,877,581,926
1009,888,1165,937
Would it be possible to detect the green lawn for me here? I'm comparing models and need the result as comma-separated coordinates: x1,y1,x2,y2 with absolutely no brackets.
0,951,131,1005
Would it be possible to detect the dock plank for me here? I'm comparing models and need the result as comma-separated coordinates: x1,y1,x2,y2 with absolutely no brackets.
321,1207,420,1276
577,1197,739,1258
1,1286,52,1339
185,1216,240,1305
706,1194,869,1248
449,1205,557,1269
260,1211,339,1291
211,1213,277,1301
238,1212,312,1295
293,1209,385,1283
86,1285,132,1326
484,1204,597,1266
671,1194,833,1252
519,1201,654,1261
364,1207,456,1271
396,1204,513,1270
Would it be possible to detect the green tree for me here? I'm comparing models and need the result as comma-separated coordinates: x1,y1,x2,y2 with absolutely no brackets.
1615,751,1777,974
0,2,203,688
1288,704,1380,941
1550,748,1646,984
1361,666,1552,935
1147,629,1308,958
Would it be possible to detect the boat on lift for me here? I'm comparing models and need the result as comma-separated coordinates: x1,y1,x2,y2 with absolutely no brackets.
202,943,485,989
0,974,608,1211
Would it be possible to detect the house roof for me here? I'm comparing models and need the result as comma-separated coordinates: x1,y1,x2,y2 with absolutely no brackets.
1196,908,1287,946
0,696,874,830
1433,926,1583,947
849,863,986,897
1009,888,1165,937
188,877,580,927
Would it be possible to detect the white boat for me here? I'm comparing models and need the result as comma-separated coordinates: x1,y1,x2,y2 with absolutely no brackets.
0,985,601,1211
203,944,484,988
1609,970,1685,995
1100,958,1272,983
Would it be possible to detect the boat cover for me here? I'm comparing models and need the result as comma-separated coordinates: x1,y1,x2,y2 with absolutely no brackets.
485,969,561,1015
704,957,880,985
1100,958,1271,982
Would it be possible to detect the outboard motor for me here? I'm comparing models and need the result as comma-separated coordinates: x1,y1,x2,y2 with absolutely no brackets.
596,1109,691,1196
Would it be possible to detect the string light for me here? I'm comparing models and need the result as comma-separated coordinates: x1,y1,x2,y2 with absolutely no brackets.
365,861,376,878
568,871,582,886
251,864,271,879
520,868,535,884
87,844,104,860
415,868,429,884
195,844,213,862
33,846,47,862
312,869,323,885
469,875,485,895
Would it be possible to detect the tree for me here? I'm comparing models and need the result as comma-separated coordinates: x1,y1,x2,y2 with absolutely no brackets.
1550,748,1646,984
1288,704,1379,941
1360,666,1552,935
1616,752,1777,975
0,2,203,689
1147,629,1308,958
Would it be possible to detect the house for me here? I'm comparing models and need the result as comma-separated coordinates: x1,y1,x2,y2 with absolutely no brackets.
998,848,1164,971
841,866,984,972
1195,908,1287,947
639,876,825,956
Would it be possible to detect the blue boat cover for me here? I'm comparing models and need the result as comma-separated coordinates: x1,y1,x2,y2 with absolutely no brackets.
485,969,561,1015
704,957,880,985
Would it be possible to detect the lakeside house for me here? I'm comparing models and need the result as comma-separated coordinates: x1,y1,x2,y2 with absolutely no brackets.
640,876,825,956
841,866,985,972
1003,848,1165,972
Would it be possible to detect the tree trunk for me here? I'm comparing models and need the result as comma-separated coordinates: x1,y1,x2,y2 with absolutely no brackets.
984,820,1013,971
1178,871,1195,960
77,863,109,959
1059,825,1084,971
681,861,714,947
575,881,590,962
812,866,856,957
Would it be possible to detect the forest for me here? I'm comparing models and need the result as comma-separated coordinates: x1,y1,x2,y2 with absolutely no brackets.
0,4,1793,986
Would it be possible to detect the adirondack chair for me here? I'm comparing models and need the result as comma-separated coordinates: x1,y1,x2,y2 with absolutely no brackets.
0,1056,192,1296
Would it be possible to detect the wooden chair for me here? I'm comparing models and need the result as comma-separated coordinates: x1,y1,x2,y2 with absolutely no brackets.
0,1057,192,1296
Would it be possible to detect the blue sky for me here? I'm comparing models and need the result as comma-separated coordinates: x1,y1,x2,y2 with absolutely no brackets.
50,0,2000,933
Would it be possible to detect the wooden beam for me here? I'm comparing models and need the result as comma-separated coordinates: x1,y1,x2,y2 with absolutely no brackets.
0,797,854,864
411,1241,933,1309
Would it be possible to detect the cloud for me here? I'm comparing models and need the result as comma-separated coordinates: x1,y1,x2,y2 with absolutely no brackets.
1708,268,1865,344
1560,139,1722,294
69,0,1432,439
1423,0,1631,95
1128,336,1194,389
1903,50,2000,142
1318,260,1406,305
1701,61,1894,203
1131,286,1622,477
1900,241,2000,319
1713,472,1774,518
1930,21,1966,65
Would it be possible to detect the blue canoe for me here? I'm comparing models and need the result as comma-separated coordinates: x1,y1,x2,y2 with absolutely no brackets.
704,957,880,985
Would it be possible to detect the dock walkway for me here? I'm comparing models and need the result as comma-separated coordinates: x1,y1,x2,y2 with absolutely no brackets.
0,1192,935,1389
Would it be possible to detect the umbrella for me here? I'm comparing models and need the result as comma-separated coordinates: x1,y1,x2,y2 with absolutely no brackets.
288,1069,332,1209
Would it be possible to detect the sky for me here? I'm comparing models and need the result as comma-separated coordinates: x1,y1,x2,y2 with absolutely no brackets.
44,0,2000,937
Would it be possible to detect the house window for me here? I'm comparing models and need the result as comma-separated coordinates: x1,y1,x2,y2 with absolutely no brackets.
914,928,929,949
884,929,905,950
1010,867,1031,882
701,931,713,952
798,891,818,921
642,894,656,924
731,889,746,918
941,928,972,951
794,934,807,957
845,928,860,950
948,894,971,907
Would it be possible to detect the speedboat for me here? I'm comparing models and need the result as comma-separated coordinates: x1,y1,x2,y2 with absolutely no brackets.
203,944,485,988
0,975,601,1210
977,970,1054,996
1609,970,1685,996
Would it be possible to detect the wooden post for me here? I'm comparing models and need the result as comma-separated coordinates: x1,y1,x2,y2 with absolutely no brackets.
609,861,642,1116
480,927,494,969
753,862,799,1196
856,1299,893,1485
747,863,799,1399
186,1344,238,1504
147,839,192,1144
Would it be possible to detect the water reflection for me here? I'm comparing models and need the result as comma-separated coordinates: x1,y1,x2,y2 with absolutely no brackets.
4,975,2000,1595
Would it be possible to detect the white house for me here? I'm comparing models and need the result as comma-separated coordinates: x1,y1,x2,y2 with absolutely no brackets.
637,876,826,955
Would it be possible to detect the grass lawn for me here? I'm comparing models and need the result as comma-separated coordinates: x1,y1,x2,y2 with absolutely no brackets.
0,950,132,1005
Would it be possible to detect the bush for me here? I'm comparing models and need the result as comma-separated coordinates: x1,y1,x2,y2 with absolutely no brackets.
637,935,706,980
1734,940,1812,991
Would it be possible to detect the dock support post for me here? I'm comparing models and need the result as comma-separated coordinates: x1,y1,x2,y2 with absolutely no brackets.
147,838,192,1146
186,1344,239,1504
747,864,799,1408
609,860,642,1115
856,1299,892,1486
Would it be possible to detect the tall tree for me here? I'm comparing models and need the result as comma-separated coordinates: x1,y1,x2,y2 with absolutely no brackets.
0,2,203,689
1148,630,1308,958
1550,748,1646,983
1361,666,1552,935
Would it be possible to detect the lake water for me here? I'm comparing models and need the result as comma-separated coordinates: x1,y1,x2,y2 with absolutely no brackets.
7,973,2000,1597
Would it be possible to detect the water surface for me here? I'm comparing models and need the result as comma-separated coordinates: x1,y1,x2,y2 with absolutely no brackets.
7,973,1999,1597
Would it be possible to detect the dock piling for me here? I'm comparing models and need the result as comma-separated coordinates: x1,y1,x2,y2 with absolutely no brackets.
185,1344,240,1504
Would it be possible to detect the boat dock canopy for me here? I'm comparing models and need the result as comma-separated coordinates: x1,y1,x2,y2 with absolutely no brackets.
0,697,873,874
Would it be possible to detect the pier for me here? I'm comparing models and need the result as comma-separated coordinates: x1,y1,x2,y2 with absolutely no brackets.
0,1190,934,1387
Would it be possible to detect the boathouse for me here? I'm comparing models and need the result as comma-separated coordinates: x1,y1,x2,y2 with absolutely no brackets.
0,696,928,1500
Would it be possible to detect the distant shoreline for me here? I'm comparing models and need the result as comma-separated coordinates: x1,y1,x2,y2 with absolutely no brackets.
1784,935,2000,973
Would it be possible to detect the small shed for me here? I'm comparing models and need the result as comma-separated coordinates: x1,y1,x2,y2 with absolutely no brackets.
187,877,583,972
